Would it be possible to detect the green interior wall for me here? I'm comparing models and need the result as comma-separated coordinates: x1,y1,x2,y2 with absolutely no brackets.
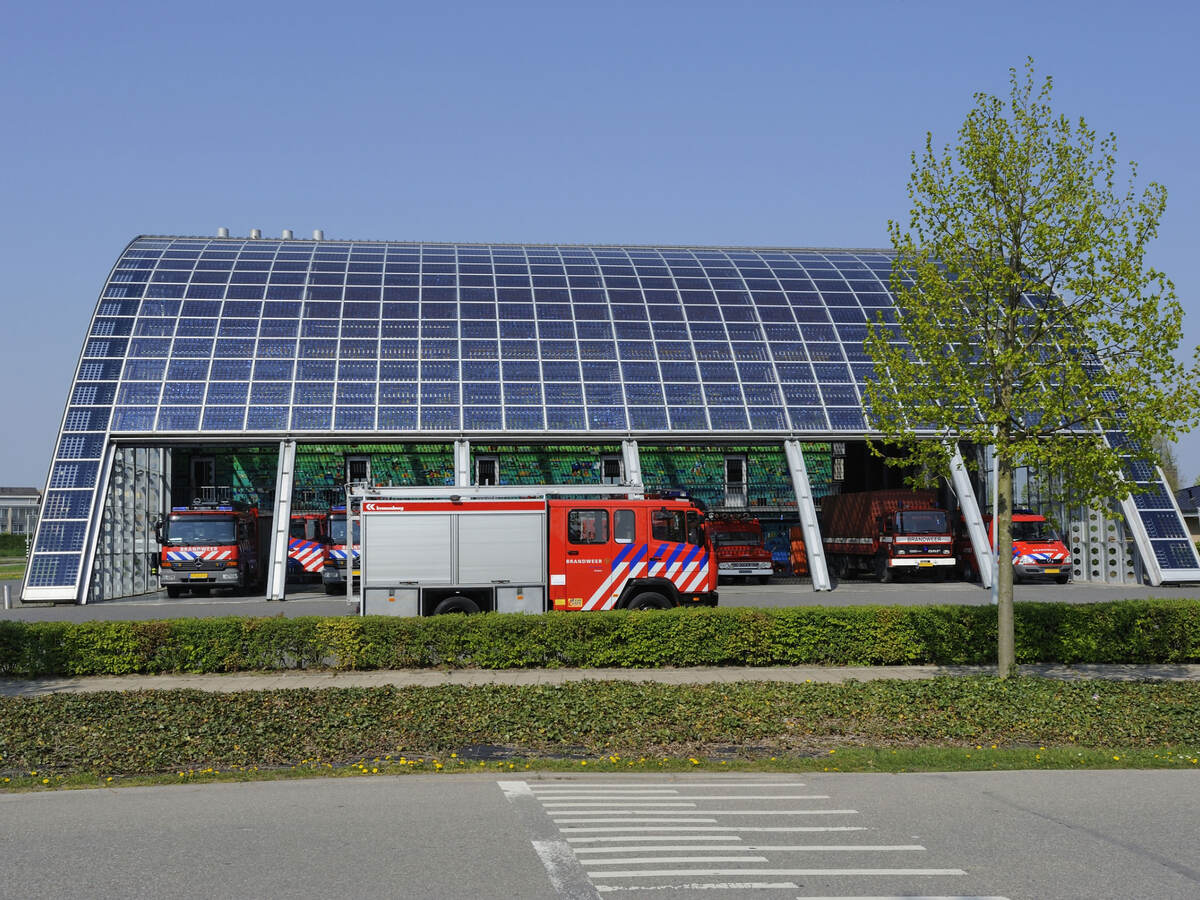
472,444,623,485
170,446,278,509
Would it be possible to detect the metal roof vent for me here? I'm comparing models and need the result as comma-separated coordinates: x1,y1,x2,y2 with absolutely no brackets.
313,229,324,240
217,227,229,238
250,228,261,239
282,229,293,239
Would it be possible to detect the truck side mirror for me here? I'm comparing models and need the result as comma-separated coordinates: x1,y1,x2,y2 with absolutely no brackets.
154,518,164,545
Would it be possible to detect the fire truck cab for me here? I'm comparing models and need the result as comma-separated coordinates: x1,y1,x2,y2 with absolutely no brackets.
322,505,360,595
155,502,267,598
354,486,718,616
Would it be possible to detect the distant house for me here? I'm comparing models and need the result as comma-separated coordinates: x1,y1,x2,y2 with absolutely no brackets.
1175,486,1200,542
0,487,40,535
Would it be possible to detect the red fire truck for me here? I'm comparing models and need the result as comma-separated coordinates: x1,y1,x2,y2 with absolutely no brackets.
353,486,718,615
820,489,956,582
704,515,773,584
322,505,360,595
287,512,328,581
957,509,1072,584
156,502,269,597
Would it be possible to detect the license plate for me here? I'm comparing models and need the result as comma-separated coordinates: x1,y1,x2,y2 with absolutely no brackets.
189,573,209,580
352,569,360,577
1045,568,1060,574
917,561,933,567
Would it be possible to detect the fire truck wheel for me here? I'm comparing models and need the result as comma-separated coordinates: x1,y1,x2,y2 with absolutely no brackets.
628,592,672,611
432,596,481,615
165,585,182,598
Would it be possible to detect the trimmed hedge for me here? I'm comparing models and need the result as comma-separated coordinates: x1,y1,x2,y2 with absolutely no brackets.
3,679,1200,775
2,600,1199,677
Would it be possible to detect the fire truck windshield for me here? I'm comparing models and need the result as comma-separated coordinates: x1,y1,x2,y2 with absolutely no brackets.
1012,520,1058,542
896,510,947,534
165,516,236,545
329,517,360,544
711,530,760,546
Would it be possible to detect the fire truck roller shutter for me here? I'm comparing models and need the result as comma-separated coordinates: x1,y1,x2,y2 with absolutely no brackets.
456,511,544,585
368,515,454,584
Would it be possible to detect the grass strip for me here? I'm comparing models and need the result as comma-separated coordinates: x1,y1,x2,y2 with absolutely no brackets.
3,677,1198,787
4,599,1200,676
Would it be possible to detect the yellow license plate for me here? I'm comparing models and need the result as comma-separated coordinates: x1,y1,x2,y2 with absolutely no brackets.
1045,568,1060,574
352,569,360,577
918,561,933,567
189,573,209,580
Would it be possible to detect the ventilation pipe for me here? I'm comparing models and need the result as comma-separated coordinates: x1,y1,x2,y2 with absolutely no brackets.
313,229,324,240
282,229,293,239
217,227,229,238
250,228,262,239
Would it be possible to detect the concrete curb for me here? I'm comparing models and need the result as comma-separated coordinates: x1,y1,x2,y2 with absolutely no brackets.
3,663,1198,697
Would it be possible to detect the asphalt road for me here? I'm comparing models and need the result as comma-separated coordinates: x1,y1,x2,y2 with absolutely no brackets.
3,772,1198,900
4,577,1195,622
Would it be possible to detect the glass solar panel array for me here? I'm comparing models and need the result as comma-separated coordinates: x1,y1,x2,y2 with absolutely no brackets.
27,235,1198,598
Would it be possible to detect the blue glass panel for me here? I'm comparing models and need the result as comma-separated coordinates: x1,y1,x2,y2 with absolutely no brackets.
253,360,294,380
704,384,742,405
745,385,783,405
380,361,419,381
543,382,583,404
378,407,419,430
128,338,171,357
335,407,375,430
35,522,88,553
540,341,577,359
501,361,539,380
218,319,258,337
111,408,157,431
460,361,499,381
624,383,664,405
210,359,253,380
250,383,290,404
42,490,92,519
658,362,697,382
202,407,245,430
668,407,707,430
709,407,750,429
501,340,538,359
214,338,254,357
63,407,110,431
26,554,79,588
1138,511,1187,539
294,383,334,405
541,361,579,381
1122,459,1155,481
422,384,459,404
828,408,866,429
292,407,332,429
665,383,703,405
658,342,694,360
588,407,626,429
1152,540,1197,569
462,320,497,339
55,433,106,459
544,406,585,429
380,383,419,404
74,383,118,405
421,407,460,430
812,363,853,382
506,408,545,430
697,362,736,382
244,406,286,430
336,383,376,405
49,461,99,489
820,384,859,405
81,360,127,380
338,361,377,380
503,383,541,404
463,406,503,430
1132,485,1173,510
788,407,829,429
627,407,668,430
157,407,200,430
783,384,820,404
579,341,616,360
749,407,787,430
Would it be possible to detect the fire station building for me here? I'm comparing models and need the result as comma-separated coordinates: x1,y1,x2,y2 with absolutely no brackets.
22,233,1200,604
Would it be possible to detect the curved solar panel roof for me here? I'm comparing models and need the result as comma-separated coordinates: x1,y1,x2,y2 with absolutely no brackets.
27,235,1198,597
84,237,903,436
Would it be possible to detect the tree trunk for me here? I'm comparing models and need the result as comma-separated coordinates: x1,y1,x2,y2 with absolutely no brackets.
996,453,1016,677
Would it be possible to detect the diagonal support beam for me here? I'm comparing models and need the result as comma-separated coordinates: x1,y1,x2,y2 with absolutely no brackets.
454,439,471,487
948,444,993,590
783,440,831,591
266,439,296,601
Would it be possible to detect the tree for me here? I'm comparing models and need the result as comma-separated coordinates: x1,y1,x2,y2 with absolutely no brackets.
864,59,1200,676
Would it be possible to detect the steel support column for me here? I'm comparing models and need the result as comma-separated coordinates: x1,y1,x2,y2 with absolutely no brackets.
266,439,296,601
948,444,994,590
621,439,643,488
783,439,831,591
454,439,471,487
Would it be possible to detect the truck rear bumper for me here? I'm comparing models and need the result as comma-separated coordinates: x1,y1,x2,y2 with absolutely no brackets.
717,562,774,577
680,591,719,607
888,557,957,568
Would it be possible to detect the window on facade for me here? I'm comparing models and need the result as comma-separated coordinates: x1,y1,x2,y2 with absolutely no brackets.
568,509,609,544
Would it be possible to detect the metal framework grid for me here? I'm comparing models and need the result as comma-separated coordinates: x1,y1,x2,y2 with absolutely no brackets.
24,236,1200,600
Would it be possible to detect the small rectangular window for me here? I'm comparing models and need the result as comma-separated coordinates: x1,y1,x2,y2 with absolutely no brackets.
651,509,685,543
614,508,636,544
568,509,609,544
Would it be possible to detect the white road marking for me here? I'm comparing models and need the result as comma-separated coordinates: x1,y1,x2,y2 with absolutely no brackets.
594,883,799,892
587,868,967,878
586,856,770,866
569,836,745,843
785,897,1011,900
553,817,721,824
545,796,830,802
531,783,806,789
573,845,924,854
544,802,700,808
562,826,870,833
556,810,857,818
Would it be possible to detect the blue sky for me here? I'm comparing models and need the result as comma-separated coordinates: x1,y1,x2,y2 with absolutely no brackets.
2,0,1197,487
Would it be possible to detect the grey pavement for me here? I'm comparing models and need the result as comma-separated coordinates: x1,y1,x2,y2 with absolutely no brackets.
3,662,1198,697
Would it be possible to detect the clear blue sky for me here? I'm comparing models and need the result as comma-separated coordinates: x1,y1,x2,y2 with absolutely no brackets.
2,0,1197,487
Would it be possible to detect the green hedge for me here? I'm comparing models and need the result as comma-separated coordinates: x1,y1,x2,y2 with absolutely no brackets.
3,600,1199,677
